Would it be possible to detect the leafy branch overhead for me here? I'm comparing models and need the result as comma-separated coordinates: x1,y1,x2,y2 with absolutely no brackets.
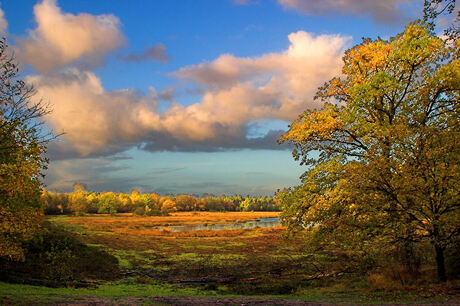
424,0,459,39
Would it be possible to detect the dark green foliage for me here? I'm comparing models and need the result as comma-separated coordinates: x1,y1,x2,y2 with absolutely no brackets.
133,206,145,216
0,222,119,286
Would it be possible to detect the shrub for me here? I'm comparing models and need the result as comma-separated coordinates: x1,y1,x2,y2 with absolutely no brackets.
0,222,119,286
133,206,146,216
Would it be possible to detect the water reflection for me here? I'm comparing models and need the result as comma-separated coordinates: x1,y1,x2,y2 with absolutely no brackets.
158,217,281,232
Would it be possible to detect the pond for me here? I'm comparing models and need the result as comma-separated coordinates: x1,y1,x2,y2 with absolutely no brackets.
158,217,281,232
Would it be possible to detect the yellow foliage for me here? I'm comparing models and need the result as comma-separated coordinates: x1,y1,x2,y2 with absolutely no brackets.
0,205,43,260
278,22,459,282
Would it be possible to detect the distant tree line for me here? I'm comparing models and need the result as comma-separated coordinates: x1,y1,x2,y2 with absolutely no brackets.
41,185,279,215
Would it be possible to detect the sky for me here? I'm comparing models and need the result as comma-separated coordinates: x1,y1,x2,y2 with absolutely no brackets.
0,0,435,196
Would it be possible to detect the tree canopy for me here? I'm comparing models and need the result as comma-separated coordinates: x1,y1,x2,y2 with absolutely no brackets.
0,39,52,260
277,22,459,282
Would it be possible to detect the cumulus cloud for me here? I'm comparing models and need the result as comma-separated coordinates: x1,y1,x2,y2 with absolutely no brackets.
277,0,415,24
173,31,349,121
118,43,170,63
29,31,349,158
17,0,124,72
0,6,7,35
27,70,159,157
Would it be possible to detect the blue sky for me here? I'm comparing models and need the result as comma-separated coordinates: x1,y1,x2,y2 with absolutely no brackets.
1,0,427,195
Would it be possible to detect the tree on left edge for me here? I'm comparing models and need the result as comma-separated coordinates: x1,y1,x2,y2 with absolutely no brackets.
0,38,56,260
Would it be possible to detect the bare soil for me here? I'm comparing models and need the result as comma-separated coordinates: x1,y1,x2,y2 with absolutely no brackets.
6,294,457,306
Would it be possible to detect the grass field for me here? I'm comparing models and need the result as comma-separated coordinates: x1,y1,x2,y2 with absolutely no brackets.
1,212,459,304
47,211,311,293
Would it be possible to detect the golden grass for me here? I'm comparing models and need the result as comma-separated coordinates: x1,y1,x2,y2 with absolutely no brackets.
67,211,278,225
48,212,288,252
58,211,280,237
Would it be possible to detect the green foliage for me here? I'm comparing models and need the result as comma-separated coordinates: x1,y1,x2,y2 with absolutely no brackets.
240,197,278,211
0,38,52,260
0,222,119,286
278,22,460,282
423,0,459,40
97,192,120,214
133,206,146,216
175,194,197,211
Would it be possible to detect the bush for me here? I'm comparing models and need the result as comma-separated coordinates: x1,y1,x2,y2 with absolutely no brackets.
0,222,119,286
133,206,146,216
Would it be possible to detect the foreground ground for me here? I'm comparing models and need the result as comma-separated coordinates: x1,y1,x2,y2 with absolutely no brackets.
2,281,458,305
1,212,459,304
0,294,326,305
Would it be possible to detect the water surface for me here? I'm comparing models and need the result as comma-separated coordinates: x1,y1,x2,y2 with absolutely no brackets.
158,217,281,232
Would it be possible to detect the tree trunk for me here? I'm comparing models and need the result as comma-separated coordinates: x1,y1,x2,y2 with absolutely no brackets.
435,244,447,282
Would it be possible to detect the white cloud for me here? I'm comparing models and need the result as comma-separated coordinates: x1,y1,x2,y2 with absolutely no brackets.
27,69,159,156
29,31,350,157
173,31,350,122
17,0,124,72
0,6,7,35
278,0,415,24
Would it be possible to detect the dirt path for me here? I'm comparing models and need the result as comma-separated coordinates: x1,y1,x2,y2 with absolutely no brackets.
2,294,459,305
43,295,459,306
53,296,325,305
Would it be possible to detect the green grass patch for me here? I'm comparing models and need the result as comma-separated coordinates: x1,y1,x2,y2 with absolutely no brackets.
1,281,455,304
170,253,202,264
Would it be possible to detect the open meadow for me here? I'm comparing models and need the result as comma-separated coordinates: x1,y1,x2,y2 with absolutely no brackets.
46,211,312,293
1,212,459,305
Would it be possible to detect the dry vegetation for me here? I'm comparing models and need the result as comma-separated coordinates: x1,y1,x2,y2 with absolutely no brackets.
49,212,321,294
55,211,280,238
43,212,460,300
1,212,458,304
63,211,279,227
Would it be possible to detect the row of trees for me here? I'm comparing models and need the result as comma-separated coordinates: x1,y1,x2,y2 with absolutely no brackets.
41,186,278,215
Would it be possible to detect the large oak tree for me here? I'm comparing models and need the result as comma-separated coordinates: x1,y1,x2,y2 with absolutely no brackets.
278,22,459,282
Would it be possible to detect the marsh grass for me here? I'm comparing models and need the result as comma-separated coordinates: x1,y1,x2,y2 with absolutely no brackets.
44,212,316,294
1,212,457,304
